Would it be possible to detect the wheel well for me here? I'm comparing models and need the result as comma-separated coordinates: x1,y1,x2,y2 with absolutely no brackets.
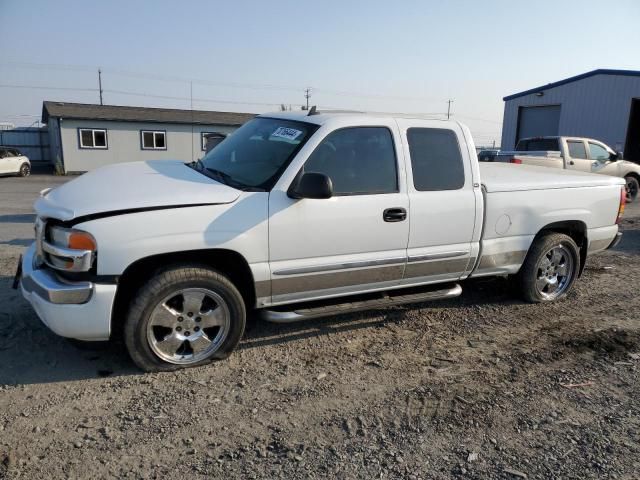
624,171,640,184
111,249,256,339
535,220,588,276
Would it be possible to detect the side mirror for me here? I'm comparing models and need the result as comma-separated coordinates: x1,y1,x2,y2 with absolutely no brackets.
288,172,333,199
609,151,620,162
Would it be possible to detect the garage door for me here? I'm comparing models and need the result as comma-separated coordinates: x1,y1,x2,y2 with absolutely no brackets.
516,105,561,142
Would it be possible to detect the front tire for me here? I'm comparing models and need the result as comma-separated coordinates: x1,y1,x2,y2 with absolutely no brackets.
124,266,246,372
625,175,639,203
518,233,580,303
18,163,30,177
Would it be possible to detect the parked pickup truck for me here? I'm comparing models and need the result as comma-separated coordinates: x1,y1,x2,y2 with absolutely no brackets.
486,136,640,203
16,112,626,372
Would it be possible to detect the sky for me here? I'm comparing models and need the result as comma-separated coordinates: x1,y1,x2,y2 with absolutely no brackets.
1,0,639,146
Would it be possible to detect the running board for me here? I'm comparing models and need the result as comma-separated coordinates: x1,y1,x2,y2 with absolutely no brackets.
260,283,462,323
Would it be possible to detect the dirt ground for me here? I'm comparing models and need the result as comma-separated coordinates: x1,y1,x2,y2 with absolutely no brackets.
1,175,639,479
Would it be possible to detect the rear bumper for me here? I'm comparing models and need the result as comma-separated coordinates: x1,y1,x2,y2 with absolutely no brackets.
20,244,116,341
607,231,623,250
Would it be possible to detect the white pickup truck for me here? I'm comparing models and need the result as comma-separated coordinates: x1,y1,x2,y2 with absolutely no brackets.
489,136,640,203
16,112,626,372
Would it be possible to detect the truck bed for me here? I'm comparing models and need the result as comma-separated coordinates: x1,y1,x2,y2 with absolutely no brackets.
479,162,623,192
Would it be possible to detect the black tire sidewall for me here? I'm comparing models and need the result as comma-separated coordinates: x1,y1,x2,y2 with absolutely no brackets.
518,233,580,303
124,267,246,372
625,176,639,203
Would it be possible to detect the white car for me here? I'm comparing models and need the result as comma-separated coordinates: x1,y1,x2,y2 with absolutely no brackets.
16,111,626,372
0,147,31,177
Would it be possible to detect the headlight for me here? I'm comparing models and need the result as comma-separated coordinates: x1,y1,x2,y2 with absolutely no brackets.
50,226,97,252
43,226,97,272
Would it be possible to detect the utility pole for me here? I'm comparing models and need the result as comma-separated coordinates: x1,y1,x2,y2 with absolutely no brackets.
304,88,312,110
492,139,495,148
446,99,453,119
98,69,103,105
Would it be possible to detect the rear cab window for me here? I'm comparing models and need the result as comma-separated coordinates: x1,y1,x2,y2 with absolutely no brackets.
516,138,560,151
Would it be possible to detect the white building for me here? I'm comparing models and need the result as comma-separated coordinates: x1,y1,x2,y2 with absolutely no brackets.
501,69,640,162
42,102,254,173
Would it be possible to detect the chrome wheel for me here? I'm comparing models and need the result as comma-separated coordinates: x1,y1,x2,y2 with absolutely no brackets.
535,245,575,300
146,288,231,365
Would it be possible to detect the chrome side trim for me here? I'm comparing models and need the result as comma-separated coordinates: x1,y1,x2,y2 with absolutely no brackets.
261,283,462,323
272,265,403,296
404,257,470,278
272,256,406,276
42,241,94,272
22,268,93,304
408,251,468,262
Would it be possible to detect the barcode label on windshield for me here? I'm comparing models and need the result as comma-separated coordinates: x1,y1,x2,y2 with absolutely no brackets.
272,127,302,141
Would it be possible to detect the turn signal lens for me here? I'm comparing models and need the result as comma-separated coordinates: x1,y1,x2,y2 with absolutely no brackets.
68,231,97,251
616,186,626,224
49,226,97,251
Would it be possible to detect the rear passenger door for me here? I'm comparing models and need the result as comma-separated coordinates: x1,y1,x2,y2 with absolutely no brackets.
395,120,480,284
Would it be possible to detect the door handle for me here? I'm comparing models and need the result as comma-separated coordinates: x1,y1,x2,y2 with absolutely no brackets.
569,160,575,165
383,207,407,222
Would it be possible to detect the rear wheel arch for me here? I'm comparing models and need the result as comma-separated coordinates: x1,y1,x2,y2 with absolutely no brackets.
111,249,256,339
527,221,588,276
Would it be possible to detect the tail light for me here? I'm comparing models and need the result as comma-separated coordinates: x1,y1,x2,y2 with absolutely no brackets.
616,186,626,224
509,157,522,164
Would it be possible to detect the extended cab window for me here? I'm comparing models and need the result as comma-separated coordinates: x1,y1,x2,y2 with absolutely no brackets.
589,142,609,161
567,140,587,159
407,128,464,191
303,127,397,195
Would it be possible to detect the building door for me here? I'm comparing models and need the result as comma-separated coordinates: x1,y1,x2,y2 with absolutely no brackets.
516,105,561,144
624,98,640,163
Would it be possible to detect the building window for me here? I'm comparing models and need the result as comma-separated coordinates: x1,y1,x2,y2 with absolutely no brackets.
78,129,108,149
201,132,227,151
141,130,167,150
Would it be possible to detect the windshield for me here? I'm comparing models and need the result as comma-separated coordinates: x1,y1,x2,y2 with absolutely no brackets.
198,117,318,190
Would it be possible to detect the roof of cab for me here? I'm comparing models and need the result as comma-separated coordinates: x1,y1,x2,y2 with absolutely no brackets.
258,110,458,126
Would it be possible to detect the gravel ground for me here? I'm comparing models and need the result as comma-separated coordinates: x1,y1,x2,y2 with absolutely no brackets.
1,175,639,479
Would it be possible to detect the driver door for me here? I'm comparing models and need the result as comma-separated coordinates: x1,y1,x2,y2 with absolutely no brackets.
267,122,410,305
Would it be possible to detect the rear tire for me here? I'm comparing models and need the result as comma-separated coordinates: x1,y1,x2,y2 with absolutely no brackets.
625,175,639,203
18,163,30,177
518,233,580,303
124,265,246,372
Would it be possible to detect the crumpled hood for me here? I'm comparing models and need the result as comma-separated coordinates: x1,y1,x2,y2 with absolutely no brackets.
35,160,241,221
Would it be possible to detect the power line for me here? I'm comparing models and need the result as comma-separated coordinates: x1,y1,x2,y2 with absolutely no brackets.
1,60,450,103
0,83,97,92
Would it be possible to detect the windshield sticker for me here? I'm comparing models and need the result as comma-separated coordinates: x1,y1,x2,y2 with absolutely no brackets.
271,127,303,141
